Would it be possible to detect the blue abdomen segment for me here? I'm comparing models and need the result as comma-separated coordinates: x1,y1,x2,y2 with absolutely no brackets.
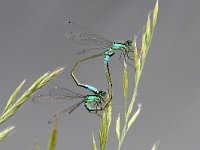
81,84,98,93
104,55,110,64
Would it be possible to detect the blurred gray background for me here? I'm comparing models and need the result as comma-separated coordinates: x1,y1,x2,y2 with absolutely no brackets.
0,0,199,149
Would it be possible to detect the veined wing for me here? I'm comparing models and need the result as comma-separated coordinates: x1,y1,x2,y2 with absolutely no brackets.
32,87,85,104
64,19,113,48
76,47,101,55
49,86,83,98
48,100,84,124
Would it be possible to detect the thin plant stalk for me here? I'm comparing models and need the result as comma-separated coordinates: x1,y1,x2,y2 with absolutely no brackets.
117,1,159,150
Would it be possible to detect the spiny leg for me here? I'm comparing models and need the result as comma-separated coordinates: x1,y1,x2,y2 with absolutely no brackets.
127,51,134,60
83,98,102,117
119,52,134,69
119,52,124,66
123,52,134,69
91,100,103,117
89,111,102,118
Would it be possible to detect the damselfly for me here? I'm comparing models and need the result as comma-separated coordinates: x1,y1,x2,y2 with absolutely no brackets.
32,86,107,123
65,19,136,67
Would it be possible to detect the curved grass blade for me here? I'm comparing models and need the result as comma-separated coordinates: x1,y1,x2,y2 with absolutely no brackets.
0,67,64,125
3,80,26,113
152,0,159,28
0,125,15,141
127,104,142,130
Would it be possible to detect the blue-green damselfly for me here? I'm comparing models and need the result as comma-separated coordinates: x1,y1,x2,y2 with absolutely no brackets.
65,19,135,66
32,86,107,123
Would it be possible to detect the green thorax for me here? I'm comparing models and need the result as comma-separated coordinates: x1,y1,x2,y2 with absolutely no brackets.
85,95,100,103
111,40,134,51
85,91,106,103
112,43,125,50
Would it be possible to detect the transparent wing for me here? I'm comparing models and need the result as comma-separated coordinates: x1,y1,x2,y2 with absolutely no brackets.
64,19,113,48
49,87,83,98
48,100,84,124
32,87,85,104
76,48,101,55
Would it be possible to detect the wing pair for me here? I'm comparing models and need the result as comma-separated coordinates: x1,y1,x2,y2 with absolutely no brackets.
64,19,113,54
32,87,86,123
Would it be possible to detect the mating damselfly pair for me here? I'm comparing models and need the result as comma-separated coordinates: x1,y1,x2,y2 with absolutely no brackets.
33,18,140,123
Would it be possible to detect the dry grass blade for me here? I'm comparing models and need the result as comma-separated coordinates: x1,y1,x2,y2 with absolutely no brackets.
35,144,40,150
48,119,58,150
0,67,64,125
116,114,120,143
0,125,15,141
92,134,98,150
123,61,128,116
151,140,161,150
3,80,26,114
127,104,142,130
99,104,112,150
153,0,159,28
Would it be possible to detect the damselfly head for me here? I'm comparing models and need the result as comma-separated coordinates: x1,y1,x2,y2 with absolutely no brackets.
125,40,133,47
99,91,107,98
125,40,134,53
